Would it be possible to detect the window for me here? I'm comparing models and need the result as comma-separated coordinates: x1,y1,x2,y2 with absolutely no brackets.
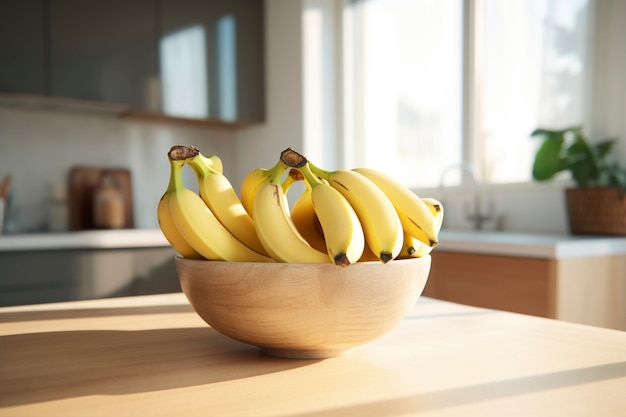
335,0,591,188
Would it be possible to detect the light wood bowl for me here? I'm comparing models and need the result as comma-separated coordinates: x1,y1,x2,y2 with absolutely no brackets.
176,256,431,359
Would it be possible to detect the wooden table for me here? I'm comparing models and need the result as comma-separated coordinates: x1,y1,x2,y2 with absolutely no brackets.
1,293,625,417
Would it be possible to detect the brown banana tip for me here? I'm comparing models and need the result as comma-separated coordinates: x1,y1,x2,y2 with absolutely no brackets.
334,253,351,268
168,145,200,160
379,252,393,264
430,239,439,248
280,148,307,168
288,168,305,181
407,247,416,256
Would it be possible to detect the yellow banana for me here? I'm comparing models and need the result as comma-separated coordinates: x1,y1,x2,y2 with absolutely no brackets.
289,175,328,254
166,158,273,263
422,197,444,234
310,164,403,263
353,167,439,248
239,167,271,216
399,199,443,259
399,232,433,259
205,154,223,174
253,161,330,263
186,153,269,256
298,163,365,267
157,158,205,259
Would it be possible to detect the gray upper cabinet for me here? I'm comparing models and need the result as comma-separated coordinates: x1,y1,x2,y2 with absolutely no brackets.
49,0,158,109
0,0,46,95
159,0,265,122
0,0,265,124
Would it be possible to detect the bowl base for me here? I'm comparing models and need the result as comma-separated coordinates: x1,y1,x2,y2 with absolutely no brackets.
262,347,352,360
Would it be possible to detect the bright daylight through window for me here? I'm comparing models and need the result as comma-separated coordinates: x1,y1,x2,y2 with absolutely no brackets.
338,0,590,189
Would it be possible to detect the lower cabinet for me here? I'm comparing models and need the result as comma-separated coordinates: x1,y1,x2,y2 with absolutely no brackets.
0,247,180,306
424,251,626,331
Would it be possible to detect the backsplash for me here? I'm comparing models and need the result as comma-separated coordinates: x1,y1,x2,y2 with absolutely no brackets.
0,106,233,233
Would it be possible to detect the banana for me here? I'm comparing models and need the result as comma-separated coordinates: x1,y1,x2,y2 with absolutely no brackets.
157,158,205,259
298,163,365,266
289,173,328,254
353,167,439,248
166,157,273,263
205,154,223,174
240,167,271,216
399,199,444,258
399,232,433,259
252,161,330,263
186,153,269,256
422,197,444,233
309,163,403,263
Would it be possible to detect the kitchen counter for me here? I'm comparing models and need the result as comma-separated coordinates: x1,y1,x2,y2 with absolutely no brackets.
0,229,169,251
3,229,625,259
438,230,626,259
1,293,625,417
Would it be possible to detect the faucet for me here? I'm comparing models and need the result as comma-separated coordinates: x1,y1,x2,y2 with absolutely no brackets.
439,162,495,231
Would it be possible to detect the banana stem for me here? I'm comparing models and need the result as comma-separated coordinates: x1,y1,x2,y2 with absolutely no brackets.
186,154,219,179
166,158,186,194
268,161,289,186
280,148,307,168
308,162,332,180
282,168,302,192
168,145,199,161
297,163,325,189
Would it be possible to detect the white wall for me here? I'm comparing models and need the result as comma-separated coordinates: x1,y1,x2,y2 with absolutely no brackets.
0,106,233,232
232,0,305,190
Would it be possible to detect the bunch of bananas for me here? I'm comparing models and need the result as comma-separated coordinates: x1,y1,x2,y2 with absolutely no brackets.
158,145,443,266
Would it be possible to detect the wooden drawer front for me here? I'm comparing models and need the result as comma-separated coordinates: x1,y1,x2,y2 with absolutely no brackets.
424,252,554,318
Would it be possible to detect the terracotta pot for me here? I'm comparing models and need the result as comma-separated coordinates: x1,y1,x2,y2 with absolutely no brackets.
565,187,626,235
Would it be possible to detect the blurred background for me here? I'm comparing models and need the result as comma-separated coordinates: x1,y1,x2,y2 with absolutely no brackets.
0,0,624,323
1,0,625,234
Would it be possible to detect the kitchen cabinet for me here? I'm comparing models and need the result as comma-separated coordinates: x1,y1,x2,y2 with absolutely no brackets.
0,0,46,95
0,0,265,125
424,250,626,331
158,0,265,121
0,247,180,306
48,0,158,109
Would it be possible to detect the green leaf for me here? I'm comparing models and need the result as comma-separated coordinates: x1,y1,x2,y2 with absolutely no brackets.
532,134,564,180
566,137,597,187
593,139,615,159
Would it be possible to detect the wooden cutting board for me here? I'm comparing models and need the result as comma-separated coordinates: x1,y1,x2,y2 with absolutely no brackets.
68,167,134,230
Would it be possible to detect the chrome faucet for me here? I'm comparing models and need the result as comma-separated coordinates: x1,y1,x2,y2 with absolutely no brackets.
439,163,495,230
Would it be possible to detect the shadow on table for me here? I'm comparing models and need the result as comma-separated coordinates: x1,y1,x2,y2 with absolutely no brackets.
0,326,319,407
281,361,626,417
0,303,194,323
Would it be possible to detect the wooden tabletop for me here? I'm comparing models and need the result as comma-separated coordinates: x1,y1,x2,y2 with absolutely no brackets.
1,293,625,417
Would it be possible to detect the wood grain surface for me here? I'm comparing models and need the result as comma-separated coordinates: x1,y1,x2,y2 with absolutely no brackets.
1,293,625,417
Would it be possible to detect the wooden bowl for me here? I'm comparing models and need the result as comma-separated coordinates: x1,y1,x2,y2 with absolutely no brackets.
176,256,431,359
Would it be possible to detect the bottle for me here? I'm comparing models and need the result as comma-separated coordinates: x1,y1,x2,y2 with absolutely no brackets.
48,180,69,233
92,171,125,229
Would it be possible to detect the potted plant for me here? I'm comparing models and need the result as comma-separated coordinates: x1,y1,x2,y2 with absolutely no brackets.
531,126,626,235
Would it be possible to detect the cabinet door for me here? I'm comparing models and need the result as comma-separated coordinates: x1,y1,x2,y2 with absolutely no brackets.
48,0,157,108
424,251,555,318
0,0,46,94
159,0,265,121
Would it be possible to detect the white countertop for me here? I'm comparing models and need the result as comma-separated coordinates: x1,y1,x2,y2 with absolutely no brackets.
0,229,169,251
438,230,626,259
1,228,625,259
